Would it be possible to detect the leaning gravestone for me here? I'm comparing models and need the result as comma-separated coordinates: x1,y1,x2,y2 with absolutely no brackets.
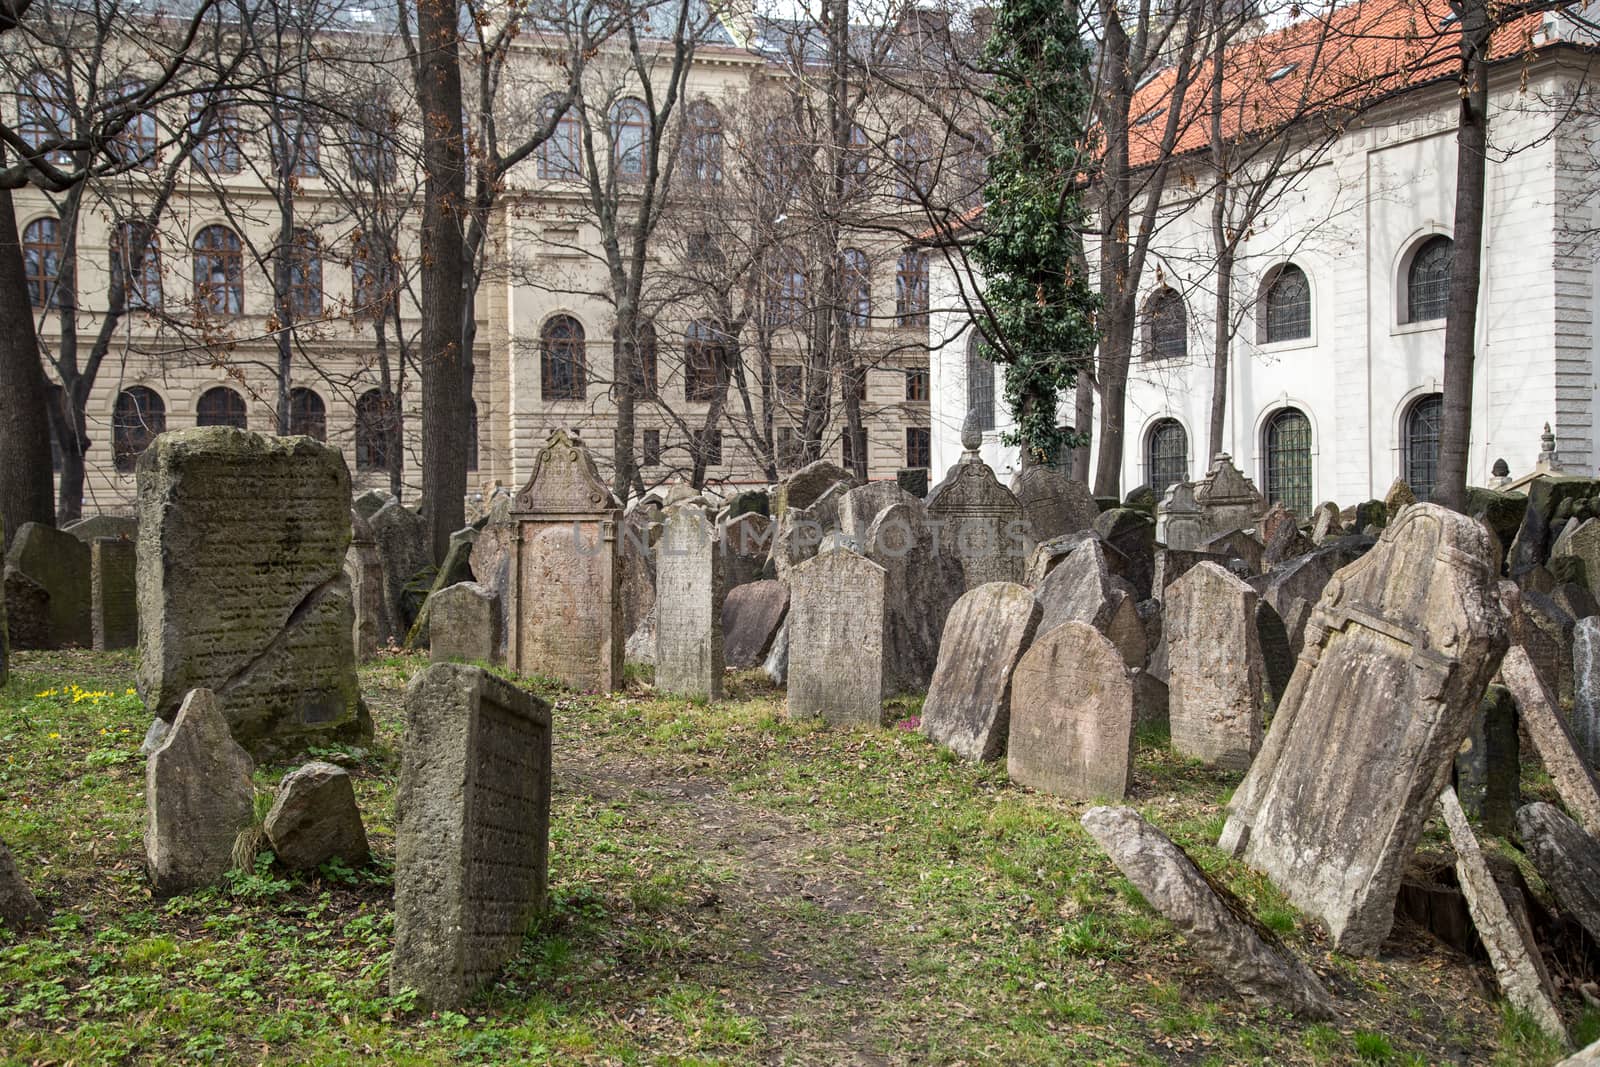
145,689,256,896
3,566,48,652
721,579,789,669
1219,504,1506,956
927,424,1029,591
655,507,725,701
1166,562,1263,770
1034,539,1146,669
1011,466,1098,543
1007,621,1135,800
786,548,887,726
721,512,772,589
264,761,370,871
1093,508,1156,600
921,582,1041,762
428,582,499,665
392,664,553,1009
775,459,854,516
1575,616,1600,771
864,501,964,693
137,428,367,758
5,522,91,648
508,430,624,691
838,482,920,545
369,500,430,637
1516,802,1600,944
90,538,138,651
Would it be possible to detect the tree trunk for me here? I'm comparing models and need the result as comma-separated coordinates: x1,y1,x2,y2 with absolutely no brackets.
1072,374,1092,481
612,325,637,504
274,197,295,434
1436,0,1490,512
1094,308,1129,497
414,0,469,562
0,180,56,546
1091,2,1131,500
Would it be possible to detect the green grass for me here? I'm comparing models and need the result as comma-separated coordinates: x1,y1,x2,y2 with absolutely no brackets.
0,649,1576,1064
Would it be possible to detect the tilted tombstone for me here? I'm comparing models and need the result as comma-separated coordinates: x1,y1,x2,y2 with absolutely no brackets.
1193,453,1265,541
1384,479,1417,516
721,512,773,590
429,582,500,665
1574,617,1600,771
1007,621,1135,800
1034,539,1146,669
136,428,367,758
392,664,552,1009
774,459,854,517
786,548,888,726
1166,562,1264,770
1520,588,1576,706
144,688,256,896
1092,508,1156,600
369,501,430,637
1309,502,1343,545
508,431,624,691
921,582,1041,762
5,522,91,648
346,511,387,659
1455,684,1520,836
1219,504,1507,956
1202,529,1265,576
721,579,789,669
1012,466,1099,543
1516,802,1600,945
835,482,915,545
265,760,370,871
1553,517,1600,601
895,467,929,499
1155,482,1203,550
927,428,1029,591
352,488,395,520
1508,475,1593,577
405,526,479,649
1261,517,1315,571
864,501,964,693
655,507,725,701
1152,547,1229,599
90,538,138,651
1250,537,1375,659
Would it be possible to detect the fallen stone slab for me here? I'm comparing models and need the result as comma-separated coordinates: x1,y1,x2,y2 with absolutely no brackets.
1501,645,1600,836
1081,806,1335,1020
265,761,371,871
1516,802,1600,945
1557,1037,1600,1065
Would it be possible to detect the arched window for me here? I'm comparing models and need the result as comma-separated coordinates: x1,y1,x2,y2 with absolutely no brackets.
537,94,581,179
22,217,61,309
351,232,397,317
684,101,722,185
768,248,806,325
1145,287,1186,361
1405,236,1451,323
467,398,479,472
895,248,929,327
194,225,244,316
287,387,326,440
110,81,157,168
197,386,248,429
111,221,161,309
610,98,649,180
1263,407,1313,515
845,124,870,191
1146,418,1188,493
113,386,165,472
685,319,727,402
842,248,870,328
893,126,932,201
188,92,241,174
349,97,396,182
285,228,322,318
1403,393,1443,502
541,314,586,401
1262,264,1311,343
19,72,70,166
272,112,320,178
966,331,995,432
355,389,392,470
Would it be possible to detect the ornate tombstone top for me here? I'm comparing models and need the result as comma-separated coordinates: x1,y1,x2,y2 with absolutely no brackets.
1194,453,1262,508
513,430,620,517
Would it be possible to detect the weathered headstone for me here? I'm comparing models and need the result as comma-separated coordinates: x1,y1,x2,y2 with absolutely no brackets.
1383,479,1417,516
619,512,658,636
1509,475,1594,577
0,526,7,688
469,521,515,664
655,507,725,701
369,500,429,636
1193,453,1265,540
1202,529,1265,577
786,548,887,726
1521,589,1576,706
347,511,387,659
726,490,770,521
1034,539,1146,669
1166,563,1263,770
775,459,853,517
1575,616,1600,771
721,579,789,669
1255,601,1294,705
927,432,1029,591
1553,516,1600,600
1155,481,1203,550
1220,504,1507,956
3,565,48,651
352,488,394,520
1007,621,1135,800
508,431,624,691
428,582,499,665
137,428,367,758
1516,801,1600,944
265,761,370,871
1092,508,1155,600
1309,502,1342,545
1152,547,1228,599
1455,684,1519,836
90,538,138,651
921,582,1040,762
896,467,929,499
5,522,91,648
0,839,44,932
1260,518,1315,571
864,502,964,693
1251,537,1374,659
838,482,920,545
721,512,772,589
405,526,479,649
144,689,256,896
1012,466,1098,543
1082,806,1334,1020
1501,644,1600,836
64,514,137,543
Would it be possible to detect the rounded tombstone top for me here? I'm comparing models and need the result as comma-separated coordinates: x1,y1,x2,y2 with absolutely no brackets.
960,407,983,453
1492,457,1510,477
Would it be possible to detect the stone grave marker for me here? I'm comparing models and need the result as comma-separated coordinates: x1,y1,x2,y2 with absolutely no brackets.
1034,539,1146,668
786,548,887,726
1166,562,1263,770
4,566,47,652
1156,482,1203,550
865,501,964,693
838,482,919,545
1007,621,1135,800
775,459,853,516
145,689,256,896
1575,616,1600,771
927,426,1029,591
370,500,429,637
1501,644,1600,835
1012,466,1098,543
5,522,91,648
1516,802,1600,944
64,514,137,543
921,582,1040,762
1455,684,1520,836
429,582,499,665
721,579,789,668
1193,453,1264,541
90,538,138,651
347,510,388,658
265,760,370,871
896,467,929,499
655,506,725,701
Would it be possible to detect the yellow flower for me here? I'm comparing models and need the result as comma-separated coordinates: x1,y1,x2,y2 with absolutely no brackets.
48,732,60,740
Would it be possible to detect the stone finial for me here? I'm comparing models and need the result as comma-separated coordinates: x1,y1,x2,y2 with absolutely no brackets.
960,407,983,454
1492,458,1510,478
1540,422,1555,457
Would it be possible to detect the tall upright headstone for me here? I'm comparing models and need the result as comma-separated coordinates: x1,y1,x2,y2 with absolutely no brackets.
4,522,91,648
864,501,964,693
1156,482,1203,550
655,506,725,700
1574,616,1600,771
921,582,1041,762
786,548,888,726
1166,562,1263,770
90,538,138,651
1011,466,1098,543
346,511,387,659
136,428,367,759
508,431,624,691
1007,621,1136,800
1193,453,1264,541
927,416,1029,590
392,664,552,1009
144,688,256,896
1220,504,1507,956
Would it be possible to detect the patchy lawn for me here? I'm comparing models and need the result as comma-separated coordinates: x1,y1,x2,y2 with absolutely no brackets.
0,649,1593,1065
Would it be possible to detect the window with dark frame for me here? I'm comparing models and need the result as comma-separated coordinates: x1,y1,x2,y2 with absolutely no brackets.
895,248,929,328
23,217,61,308
1263,407,1313,515
287,387,326,440
685,319,725,402
541,314,586,401
777,426,800,470
355,389,392,471
842,248,870,327
841,428,865,471
698,428,722,467
905,368,929,402
611,98,649,180
1145,288,1187,361
193,225,244,316
684,101,723,184
1404,393,1443,501
775,365,803,406
1263,264,1311,343
467,399,479,472
905,426,931,469
197,386,248,429
112,386,165,472
111,81,158,169
1146,418,1188,494
111,221,161,309
537,94,581,179
286,228,322,318
20,73,71,167
642,429,662,467
893,125,932,201
629,322,658,397
189,93,241,174
1405,237,1452,323
966,331,995,432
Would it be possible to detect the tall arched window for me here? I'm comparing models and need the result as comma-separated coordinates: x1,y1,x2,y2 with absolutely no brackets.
351,233,397,316
188,92,241,174
113,386,165,472
285,228,322,318
1405,236,1452,323
19,73,70,166
610,98,649,180
355,389,392,470
537,94,581,179
893,126,931,201
685,319,726,402
845,124,870,191
541,314,586,401
22,218,61,308
1145,287,1186,361
1263,407,1313,515
895,248,929,327
197,386,248,429
111,221,162,309
1404,393,1443,502
349,97,397,182
684,101,722,185
194,225,244,316
111,80,157,168
842,248,870,328
767,248,806,325
1147,419,1188,493
966,331,995,432
1262,264,1311,343
287,387,326,440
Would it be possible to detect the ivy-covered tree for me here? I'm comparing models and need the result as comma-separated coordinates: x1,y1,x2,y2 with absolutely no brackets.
968,0,1099,467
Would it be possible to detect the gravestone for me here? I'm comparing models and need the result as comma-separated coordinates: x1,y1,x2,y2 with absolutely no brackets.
895,467,929,499
508,431,624,691
721,512,772,589
265,760,370,871
1155,481,1203,550
1516,802,1600,944
1384,479,1417,516
1575,617,1600,771
655,507,725,700
145,689,256,896
1501,644,1600,835
429,582,499,665
136,428,367,758
1251,537,1374,659
838,482,919,545
1166,562,1263,770
0,526,7,688
369,500,429,636
775,459,853,516
352,488,394,520
620,512,659,636
1219,504,1507,956
1255,601,1295,704
1455,684,1520,835
3,566,48,652
469,521,515,664
1012,466,1098,543
1193,453,1264,540
64,514,137,543
762,617,789,686
1202,529,1265,576
721,579,789,669
1092,508,1155,600
347,511,387,658
1007,621,1135,800
1025,532,1119,586
864,501,964,693
786,548,887,726
1,839,44,931
5,522,91,648
1521,589,1576,706
1309,502,1342,544
1260,518,1315,571
406,526,479,648
1509,475,1593,577
921,582,1040,762
726,490,769,521
1034,539,1146,668
1153,548,1228,598
90,538,138,651
927,429,1029,591
1554,517,1600,601
392,664,552,1009
769,501,832,580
